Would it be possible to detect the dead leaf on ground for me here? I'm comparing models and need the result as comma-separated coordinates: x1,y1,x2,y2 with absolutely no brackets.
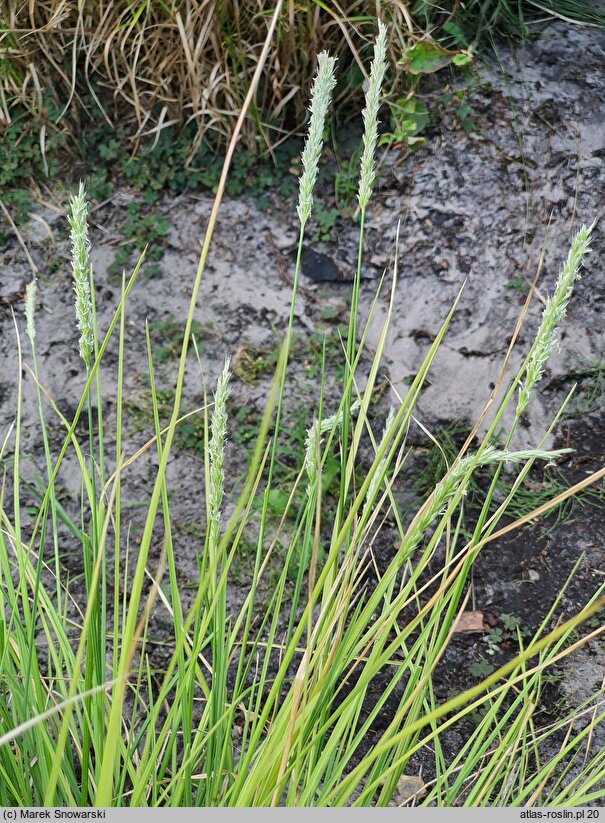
454,610,487,634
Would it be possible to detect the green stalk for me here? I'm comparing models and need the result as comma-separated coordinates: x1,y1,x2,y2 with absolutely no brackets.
95,2,285,803
339,20,388,555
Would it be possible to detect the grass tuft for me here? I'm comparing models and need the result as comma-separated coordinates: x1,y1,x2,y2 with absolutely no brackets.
0,24,604,808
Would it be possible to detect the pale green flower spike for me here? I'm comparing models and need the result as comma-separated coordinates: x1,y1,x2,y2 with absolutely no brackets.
25,279,37,343
208,358,231,547
68,182,94,368
517,223,594,417
297,52,338,227
305,400,360,495
404,446,569,559
358,21,389,210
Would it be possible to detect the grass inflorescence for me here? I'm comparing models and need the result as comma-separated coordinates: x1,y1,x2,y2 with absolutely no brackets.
1,25,605,808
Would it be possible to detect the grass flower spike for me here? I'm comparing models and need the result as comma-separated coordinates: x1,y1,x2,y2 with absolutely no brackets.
297,52,337,226
404,446,569,558
517,223,593,416
68,182,94,368
358,21,389,210
25,279,37,343
208,357,231,548
304,401,359,495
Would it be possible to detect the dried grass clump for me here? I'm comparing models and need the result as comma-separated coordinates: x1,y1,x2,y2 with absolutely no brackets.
0,1,415,150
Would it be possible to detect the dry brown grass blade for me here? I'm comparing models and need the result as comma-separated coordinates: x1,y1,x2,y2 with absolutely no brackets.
2,1,421,150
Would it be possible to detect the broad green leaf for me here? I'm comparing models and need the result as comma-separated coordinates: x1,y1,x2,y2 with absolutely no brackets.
400,42,455,75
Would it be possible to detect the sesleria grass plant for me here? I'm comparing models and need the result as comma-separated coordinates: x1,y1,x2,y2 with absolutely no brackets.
1,25,605,808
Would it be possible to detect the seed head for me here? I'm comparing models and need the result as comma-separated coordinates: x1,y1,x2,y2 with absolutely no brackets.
305,401,359,496
208,358,231,546
517,224,593,417
358,22,389,210
297,52,337,227
25,279,37,343
68,182,94,368
403,446,569,561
